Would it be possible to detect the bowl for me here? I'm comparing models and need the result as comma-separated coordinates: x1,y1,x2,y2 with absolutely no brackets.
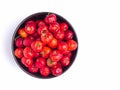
12,12,78,79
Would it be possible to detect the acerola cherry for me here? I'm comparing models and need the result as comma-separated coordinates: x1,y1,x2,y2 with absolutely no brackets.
49,50,63,62
37,25,48,35
15,37,24,48
48,38,58,49
60,22,68,31
65,30,74,40
60,56,70,66
31,40,43,52
67,40,78,51
21,57,33,67
28,64,39,73
44,14,57,24
23,37,33,46
25,20,36,34
18,28,28,38
23,47,34,58
14,48,23,58
49,22,60,33
35,58,46,69
51,63,62,76
40,66,50,77
58,41,68,53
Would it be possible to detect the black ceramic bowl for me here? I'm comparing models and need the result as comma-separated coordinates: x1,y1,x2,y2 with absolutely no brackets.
12,12,78,79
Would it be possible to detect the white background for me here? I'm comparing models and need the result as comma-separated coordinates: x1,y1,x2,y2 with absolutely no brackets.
0,0,120,90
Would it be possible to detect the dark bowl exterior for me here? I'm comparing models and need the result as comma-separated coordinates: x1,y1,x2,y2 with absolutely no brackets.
12,12,78,79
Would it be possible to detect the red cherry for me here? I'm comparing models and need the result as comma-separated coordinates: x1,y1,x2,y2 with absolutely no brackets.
28,64,39,73
40,66,50,77
23,37,33,46
35,58,46,69
14,48,23,58
65,30,74,40
21,57,33,67
58,41,68,53
37,25,48,35
63,50,72,58
44,14,57,24
36,20,46,27
31,40,43,52
61,56,70,66
41,32,53,44
51,63,62,76
54,30,65,40
15,37,24,48
60,22,68,31
49,22,60,33
49,50,63,62
25,20,36,34
23,47,34,58
67,40,78,51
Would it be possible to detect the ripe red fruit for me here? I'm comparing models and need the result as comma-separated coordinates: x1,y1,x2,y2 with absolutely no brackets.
21,57,33,67
25,20,36,34
34,52,40,58
28,64,39,73
40,66,50,77
60,22,68,31
67,40,78,51
14,48,23,58
37,25,48,35
23,47,34,58
15,37,24,47
23,37,33,46
44,14,57,24
31,32,39,39
47,58,57,67
58,41,68,53
63,50,72,58
35,58,46,69
49,50,63,62
48,38,58,49
65,30,74,40
41,32,53,44
31,40,43,52
18,28,28,38
40,46,51,58
49,22,60,33
61,56,70,66
51,63,62,76
54,30,65,40
36,20,46,27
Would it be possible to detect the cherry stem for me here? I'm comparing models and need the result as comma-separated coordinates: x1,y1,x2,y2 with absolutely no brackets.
47,12,51,16
15,36,21,40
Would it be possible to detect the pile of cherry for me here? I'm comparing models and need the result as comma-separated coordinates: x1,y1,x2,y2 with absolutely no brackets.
14,13,78,77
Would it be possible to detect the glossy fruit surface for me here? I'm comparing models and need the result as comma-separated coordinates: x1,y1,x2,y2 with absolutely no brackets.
49,50,63,62
25,20,36,34
15,37,24,47
21,57,33,67
44,14,57,24
23,47,34,58
14,48,23,58
31,40,43,52
67,40,78,51
35,58,46,69
60,22,68,31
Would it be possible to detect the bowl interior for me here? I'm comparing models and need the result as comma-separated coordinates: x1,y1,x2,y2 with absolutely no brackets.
12,12,78,78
